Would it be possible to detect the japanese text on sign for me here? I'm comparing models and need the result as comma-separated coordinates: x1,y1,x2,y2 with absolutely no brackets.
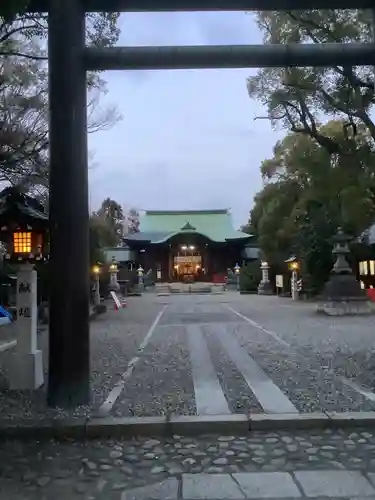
18,282,31,294
18,307,31,318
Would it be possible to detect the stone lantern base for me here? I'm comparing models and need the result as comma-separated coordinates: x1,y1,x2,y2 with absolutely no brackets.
258,280,273,295
108,282,120,293
317,274,373,316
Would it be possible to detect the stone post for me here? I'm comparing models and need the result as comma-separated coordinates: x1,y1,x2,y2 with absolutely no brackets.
317,227,373,315
291,271,299,301
234,263,241,291
94,273,101,306
9,263,43,389
108,258,120,292
137,265,144,292
258,261,273,295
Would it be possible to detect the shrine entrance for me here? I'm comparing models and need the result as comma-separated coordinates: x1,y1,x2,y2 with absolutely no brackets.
174,254,203,281
27,0,373,407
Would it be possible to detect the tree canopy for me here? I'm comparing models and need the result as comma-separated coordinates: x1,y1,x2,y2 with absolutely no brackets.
246,9,375,292
247,9,375,150
0,9,122,196
248,120,375,292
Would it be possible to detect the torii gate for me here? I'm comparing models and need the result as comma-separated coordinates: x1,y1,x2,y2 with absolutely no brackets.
26,0,374,407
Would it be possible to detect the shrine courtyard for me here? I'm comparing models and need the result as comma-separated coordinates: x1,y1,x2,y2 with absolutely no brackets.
1,291,375,432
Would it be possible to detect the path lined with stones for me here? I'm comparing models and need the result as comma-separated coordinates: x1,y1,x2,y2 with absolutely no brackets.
110,296,375,417
2,293,375,426
2,428,375,499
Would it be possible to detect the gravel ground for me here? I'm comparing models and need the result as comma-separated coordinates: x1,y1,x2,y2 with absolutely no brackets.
230,321,375,413
2,293,375,423
0,298,165,424
203,324,263,414
226,296,375,411
2,427,375,499
112,324,196,417
110,297,375,417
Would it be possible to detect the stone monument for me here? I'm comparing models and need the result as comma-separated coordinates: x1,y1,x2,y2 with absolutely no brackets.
317,227,373,316
258,261,273,295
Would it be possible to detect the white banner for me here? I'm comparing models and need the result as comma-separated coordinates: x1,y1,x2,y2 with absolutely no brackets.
275,275,283,288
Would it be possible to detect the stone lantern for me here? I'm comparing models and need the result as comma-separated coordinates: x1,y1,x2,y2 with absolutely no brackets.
317,227,373,315
0,187,48,390
258,260,273,295
108,256,120,292
137,264,144,292
234,263,241,291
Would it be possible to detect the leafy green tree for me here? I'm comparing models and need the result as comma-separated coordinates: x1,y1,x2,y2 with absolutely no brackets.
89,218,106,266
93,198,125,247
247,10,375,150
240,261,262,292
248,121,375,292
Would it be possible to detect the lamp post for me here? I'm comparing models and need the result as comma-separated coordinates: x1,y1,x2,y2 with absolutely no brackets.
234,263,241,291
137,264,144,291
108,257,120,292
290,261,300,301
92,264,101,306
0,187,48,390
258,260,273,295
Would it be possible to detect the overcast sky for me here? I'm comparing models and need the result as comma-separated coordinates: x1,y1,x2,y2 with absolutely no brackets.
87,11,283,228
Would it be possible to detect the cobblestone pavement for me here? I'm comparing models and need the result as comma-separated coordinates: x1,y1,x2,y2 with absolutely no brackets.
2,428,375,499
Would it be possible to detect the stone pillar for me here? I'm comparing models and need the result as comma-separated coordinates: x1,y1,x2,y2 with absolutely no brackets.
317,227,373,315
9,263,43,390
94,274,101,306
258,261,273,295
109,269,120,291
291,271,299,301
47,0,90,406
137,266,144,292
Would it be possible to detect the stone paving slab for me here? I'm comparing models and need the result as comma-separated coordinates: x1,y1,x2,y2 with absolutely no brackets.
123,471,375,499
293,470,374,497
5,411,375,440
3,428,375,499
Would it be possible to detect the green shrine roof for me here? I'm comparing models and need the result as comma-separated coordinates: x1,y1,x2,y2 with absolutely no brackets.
124,209,252,244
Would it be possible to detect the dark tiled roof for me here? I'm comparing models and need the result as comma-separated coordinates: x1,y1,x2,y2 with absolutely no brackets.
123,231,173,243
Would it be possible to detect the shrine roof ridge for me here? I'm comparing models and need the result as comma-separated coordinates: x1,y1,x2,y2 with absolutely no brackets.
144,209,229,215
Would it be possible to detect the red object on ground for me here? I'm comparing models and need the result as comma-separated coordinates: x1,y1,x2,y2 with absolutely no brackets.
212,273,226,283
366,288,375,302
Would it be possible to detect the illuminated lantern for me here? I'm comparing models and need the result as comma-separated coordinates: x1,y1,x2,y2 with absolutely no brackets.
285,256,300,272
0,187,48,262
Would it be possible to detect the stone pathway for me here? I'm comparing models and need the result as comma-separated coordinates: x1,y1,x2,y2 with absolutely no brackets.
124,471,375,499
3,295,375,426
3,428,375,499
109,299,375,418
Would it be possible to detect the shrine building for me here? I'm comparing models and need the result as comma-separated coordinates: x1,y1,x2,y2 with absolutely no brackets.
123,209,258,282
